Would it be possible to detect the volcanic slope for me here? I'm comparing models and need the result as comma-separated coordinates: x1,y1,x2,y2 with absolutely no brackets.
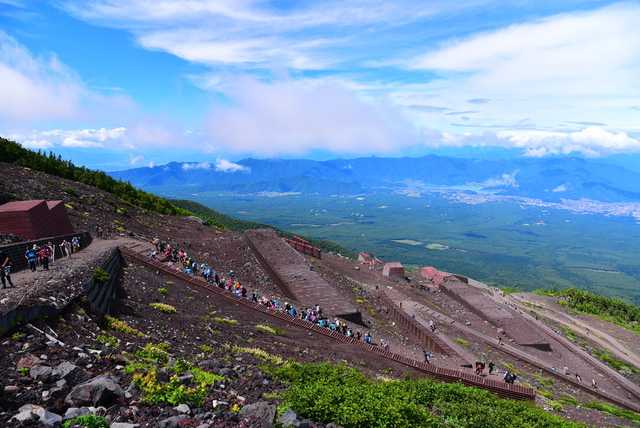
0,161,638,427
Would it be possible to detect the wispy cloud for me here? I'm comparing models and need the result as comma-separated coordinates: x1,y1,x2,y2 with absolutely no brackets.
204,76,413,156
3,1,640,169
215,158,250,173
0,31,84,127
182,162,212,170
482,171,519,188
467,98,491,105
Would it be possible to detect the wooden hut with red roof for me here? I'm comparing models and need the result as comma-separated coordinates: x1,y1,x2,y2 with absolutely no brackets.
0,200,75,239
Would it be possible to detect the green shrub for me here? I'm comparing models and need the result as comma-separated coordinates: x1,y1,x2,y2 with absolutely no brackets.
62,414,109,428
264,362,588,428
213,317,238,324
536,390,554,400
158,288,168,295
558,396,579,406
93,268,110,284
453,338,469,346
62,187,78,196
96,334,118,348
103,315,145,337
150,303,178,313
256,324,288,336
550,401,563,412
133,372,206,406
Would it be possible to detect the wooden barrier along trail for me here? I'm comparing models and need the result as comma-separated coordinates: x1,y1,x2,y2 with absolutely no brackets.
121,245,536,402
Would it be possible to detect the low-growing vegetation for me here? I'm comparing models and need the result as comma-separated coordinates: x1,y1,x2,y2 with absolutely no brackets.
150,303,178,313
264,362,589,428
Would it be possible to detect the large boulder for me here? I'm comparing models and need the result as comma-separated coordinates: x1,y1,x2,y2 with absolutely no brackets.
279,408,312,428
30,364,54,383
53,361,90,386
65,374,125,407
239,402,276,424
12,404,62,426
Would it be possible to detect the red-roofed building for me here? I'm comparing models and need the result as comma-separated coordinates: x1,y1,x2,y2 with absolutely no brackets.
383,262,405,279
421,266,452,284
0,200,75,239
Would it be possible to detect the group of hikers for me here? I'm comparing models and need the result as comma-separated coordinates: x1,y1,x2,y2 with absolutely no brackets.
474,360,496,376
471,360,517,384
23,237,80,272
150,238,384,348
95,225,115,239
1,236,81,289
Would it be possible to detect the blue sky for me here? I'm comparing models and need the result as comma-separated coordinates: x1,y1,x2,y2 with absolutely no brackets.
1,0,639,171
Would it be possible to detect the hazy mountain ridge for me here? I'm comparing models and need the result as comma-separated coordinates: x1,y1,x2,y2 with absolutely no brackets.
111,155,640,202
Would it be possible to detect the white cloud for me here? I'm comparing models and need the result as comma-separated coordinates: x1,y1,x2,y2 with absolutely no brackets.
498,127,640,158
182,162,212,170
0,31,84,126
405,3,640,133
204,76,412,156
481,171,519,188
215,158,250,173
553,184,568,193
130,154,145,165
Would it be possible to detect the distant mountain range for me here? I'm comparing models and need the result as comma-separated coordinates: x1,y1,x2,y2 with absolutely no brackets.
110,155,640,203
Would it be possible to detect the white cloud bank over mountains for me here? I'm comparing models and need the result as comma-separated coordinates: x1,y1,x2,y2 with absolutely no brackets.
1,1,639,169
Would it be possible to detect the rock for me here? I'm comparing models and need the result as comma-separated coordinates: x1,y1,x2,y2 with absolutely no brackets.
30,364,54,382
279,408,312,428
12,404,62,426
211,400,228,408
53,361,90,385
219,367,236,378
65,374,125,407
111,424,141,428
198,359,221,370
233,365,247,374
158,415,188,428
175,403,191,414
156,366,173,383
239,402,276,424
17,354,42,369
177,371,194,385
63,406,92,420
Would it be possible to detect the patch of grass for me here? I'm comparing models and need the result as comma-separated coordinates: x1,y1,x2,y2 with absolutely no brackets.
150,303,178,313
454,338,469,346
536,390,554,400
584,402,640,423
256,324,288,336
213,317,238,324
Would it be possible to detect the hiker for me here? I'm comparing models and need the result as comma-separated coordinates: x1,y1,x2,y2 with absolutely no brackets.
71,236,80,253
576,373,583,382
60,240,72,258
0,250,15,289
488,360,495,374
25,245,38,272
47,241,55,264
429,320,436,333
424,351,431,364
591,379,597,388
38,245,52,270
564,366,569,375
